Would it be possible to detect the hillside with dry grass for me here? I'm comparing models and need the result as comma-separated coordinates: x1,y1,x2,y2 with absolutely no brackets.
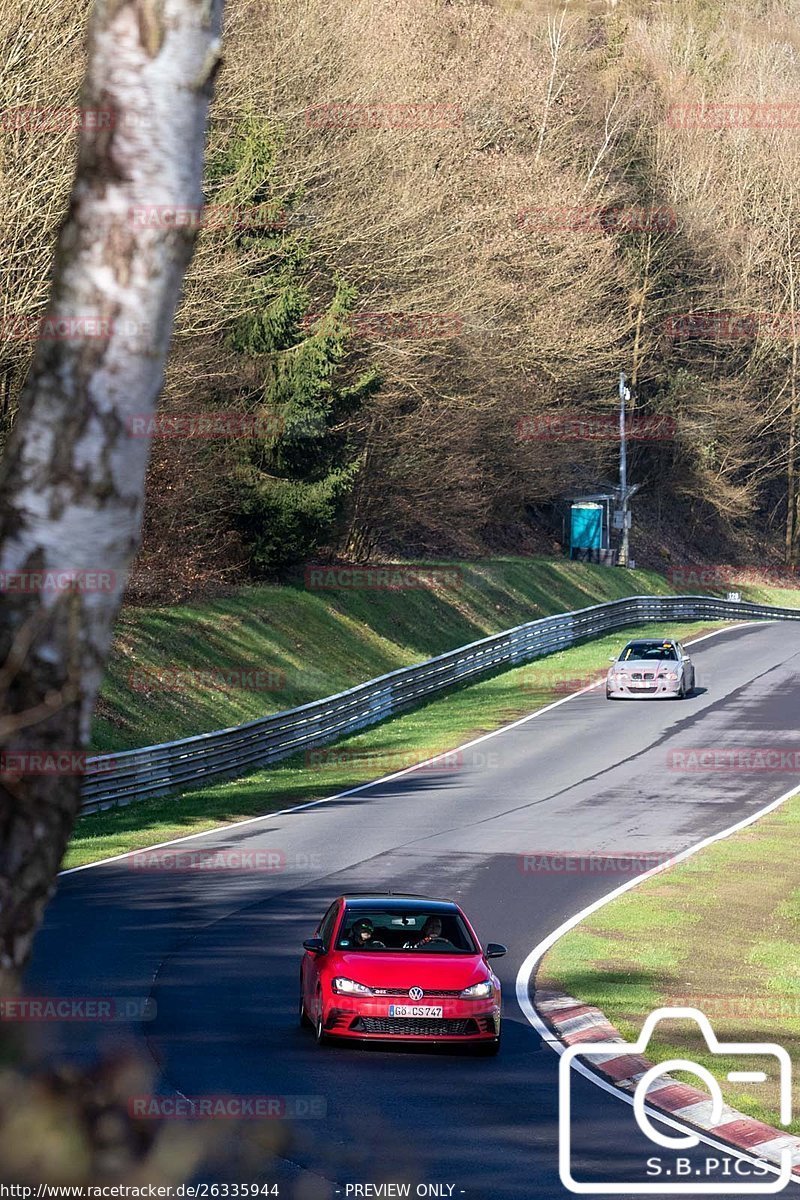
2,0,800,598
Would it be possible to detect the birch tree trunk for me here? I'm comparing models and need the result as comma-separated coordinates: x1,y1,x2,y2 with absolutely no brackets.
0,0,223,992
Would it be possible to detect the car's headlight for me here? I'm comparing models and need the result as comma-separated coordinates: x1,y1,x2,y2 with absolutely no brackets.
331,977,373,996
662,671,679,681
461,979,494,999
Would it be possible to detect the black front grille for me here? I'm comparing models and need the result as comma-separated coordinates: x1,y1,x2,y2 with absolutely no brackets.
353,1017,476,1036
372,988,463,998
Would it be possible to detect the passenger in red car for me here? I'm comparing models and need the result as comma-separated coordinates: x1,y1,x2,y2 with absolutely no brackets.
352,918,386,949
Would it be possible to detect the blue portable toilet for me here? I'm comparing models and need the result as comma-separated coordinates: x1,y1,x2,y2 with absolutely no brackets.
570,502,603,555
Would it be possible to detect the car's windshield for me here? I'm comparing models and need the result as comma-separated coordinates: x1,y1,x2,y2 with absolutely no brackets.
619,642,677,662
336,908,478,953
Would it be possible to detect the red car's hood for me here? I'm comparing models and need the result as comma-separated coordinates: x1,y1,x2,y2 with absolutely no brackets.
329,951,489,990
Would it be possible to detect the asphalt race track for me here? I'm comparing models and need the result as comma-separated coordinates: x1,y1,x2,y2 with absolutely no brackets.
26,621,800,1198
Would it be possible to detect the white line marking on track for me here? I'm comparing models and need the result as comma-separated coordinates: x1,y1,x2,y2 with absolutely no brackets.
515,740,800,1183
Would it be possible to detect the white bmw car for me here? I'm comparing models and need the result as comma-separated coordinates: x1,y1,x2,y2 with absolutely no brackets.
606,637,696,700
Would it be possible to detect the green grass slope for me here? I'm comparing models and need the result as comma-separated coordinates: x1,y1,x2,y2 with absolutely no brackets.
95,558,682,753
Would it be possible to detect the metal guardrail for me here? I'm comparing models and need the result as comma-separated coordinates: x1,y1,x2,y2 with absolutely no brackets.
81,594,800,815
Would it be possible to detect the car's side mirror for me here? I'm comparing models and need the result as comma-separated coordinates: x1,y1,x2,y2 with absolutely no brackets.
485,943,507,959
608,656,617,663
303,937,325,954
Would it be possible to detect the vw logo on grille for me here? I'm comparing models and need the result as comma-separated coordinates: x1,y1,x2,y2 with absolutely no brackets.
408,986,424,1001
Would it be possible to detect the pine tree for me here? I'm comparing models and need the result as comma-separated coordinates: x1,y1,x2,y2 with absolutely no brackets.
212,117,380,573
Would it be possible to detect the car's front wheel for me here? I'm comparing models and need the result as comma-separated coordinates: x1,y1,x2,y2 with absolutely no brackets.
475,1035,501,1057
314,993,328,1046
299,989,312,1029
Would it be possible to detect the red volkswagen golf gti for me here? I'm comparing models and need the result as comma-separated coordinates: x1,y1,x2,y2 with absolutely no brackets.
299,893,505,1054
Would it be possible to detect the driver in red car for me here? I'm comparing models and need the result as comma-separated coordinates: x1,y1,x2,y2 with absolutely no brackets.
405,915,448,948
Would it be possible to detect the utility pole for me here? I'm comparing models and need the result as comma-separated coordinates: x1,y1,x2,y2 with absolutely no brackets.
619,371,632,567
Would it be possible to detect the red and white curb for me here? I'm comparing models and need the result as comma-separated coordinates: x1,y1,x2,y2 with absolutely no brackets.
537,989,800,1178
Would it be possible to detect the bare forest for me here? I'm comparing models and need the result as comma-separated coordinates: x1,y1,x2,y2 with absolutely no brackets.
2,0,800,596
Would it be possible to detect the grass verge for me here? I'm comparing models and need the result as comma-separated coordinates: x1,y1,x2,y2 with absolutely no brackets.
539,785,800,1132
67,618,723,869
